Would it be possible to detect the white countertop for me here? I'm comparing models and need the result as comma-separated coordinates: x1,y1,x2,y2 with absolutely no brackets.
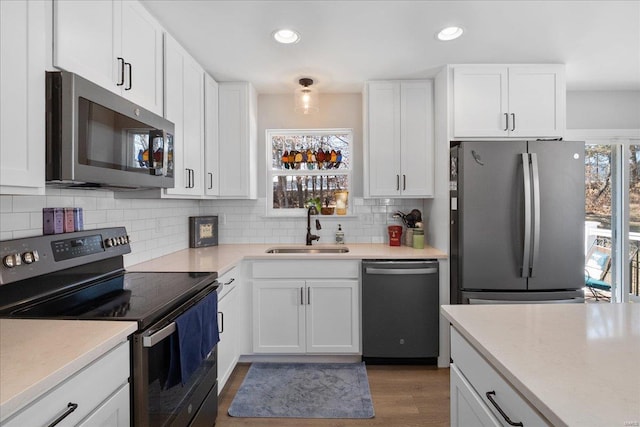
129,243,447,274
441,303,640,427
0,319,137,421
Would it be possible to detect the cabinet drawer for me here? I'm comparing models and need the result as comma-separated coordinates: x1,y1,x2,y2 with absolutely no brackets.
217,266,238,300
4,341,130,427
251,260,359,279
450,328,549,426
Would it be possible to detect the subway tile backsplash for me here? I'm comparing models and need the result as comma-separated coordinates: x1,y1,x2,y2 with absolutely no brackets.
0,189,424,267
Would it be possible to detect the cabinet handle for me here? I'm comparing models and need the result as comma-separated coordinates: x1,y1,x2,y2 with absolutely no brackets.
117,57,125,86
503,112,509,131
485,391,523,426
190,169,194,188
403,174,406,191
185,169,190,188
208,172,213,189
510,113,516,131
47,402,78,427
300,287,304,305
307,287,311,305
218,311,224,334
125,62,132,90
396,175,400,191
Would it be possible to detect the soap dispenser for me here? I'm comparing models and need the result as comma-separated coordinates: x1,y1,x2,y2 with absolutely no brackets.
335,224,345,244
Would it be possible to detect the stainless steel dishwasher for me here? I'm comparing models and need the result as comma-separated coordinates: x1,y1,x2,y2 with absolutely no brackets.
362,260,439,363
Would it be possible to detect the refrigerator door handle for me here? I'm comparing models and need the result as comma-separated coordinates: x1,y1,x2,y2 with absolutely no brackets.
521,153,532,278
530,153,541,277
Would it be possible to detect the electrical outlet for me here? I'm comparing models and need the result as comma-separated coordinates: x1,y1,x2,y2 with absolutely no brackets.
220,214,226,225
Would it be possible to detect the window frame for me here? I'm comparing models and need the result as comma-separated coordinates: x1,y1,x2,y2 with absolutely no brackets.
265,128,353,218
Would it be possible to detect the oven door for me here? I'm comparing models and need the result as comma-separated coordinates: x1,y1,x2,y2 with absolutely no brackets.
131,285,218,427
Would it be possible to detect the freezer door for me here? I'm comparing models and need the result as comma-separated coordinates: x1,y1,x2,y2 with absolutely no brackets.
459,141,528,291
526,140,585,291
462,290,584,304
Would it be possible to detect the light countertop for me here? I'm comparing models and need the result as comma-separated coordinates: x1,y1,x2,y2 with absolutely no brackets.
441,303,640,427
129,243,447,274
0,319,137,421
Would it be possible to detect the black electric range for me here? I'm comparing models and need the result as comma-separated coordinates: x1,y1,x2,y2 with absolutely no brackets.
0,227,220,426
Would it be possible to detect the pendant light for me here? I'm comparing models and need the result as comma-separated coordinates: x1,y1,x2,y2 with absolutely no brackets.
295,78,319,114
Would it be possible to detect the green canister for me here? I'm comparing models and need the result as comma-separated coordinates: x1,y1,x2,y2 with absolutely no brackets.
412,228,424,249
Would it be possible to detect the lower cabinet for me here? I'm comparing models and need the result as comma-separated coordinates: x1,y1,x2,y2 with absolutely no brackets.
217,268,240,392
3,341,130,427
250,260,360,354
253,280,359,354
450,327,549,426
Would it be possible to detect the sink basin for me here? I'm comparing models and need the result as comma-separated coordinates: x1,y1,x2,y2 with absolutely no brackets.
265,246,350,254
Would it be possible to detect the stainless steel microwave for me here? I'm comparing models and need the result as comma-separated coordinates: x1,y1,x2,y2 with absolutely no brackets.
46,71,174,190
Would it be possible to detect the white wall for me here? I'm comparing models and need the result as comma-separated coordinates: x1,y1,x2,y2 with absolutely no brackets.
567,90,640,129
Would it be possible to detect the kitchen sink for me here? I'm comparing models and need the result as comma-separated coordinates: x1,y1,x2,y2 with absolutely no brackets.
265,246,350,254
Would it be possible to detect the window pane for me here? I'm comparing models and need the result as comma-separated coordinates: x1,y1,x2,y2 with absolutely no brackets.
270,133,351,171
585,144,614,301
272,175,349,209
629,143,640,298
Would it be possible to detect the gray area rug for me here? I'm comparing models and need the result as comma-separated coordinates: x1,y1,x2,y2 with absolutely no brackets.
228,362,375,418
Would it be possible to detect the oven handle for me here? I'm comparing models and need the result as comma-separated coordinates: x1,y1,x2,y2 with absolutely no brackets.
143,322,176,347
142,281,218,348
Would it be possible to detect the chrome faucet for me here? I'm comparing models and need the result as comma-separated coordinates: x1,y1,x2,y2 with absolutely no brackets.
306,206,321,245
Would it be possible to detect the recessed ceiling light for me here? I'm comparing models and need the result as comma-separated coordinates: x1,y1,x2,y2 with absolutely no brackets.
437,26,464,41
273,29,300,44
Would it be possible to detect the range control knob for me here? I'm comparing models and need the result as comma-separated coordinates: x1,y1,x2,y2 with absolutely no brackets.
22,250,39,264
105,238,114,248
2,254,22,268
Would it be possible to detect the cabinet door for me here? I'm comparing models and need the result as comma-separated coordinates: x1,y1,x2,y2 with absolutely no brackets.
120,0,163,115
218,82,257,199
182,56,205,195
366,81,402,196
217,286,237,391
453,66,508,138
204,74,219,197
400,81,434,197
252,281,305,353
77,384,130,427
53,0,118,95
164,34,204,197
0,0,45,194
450,364,501,427
306,280,359,353
508,66,565,138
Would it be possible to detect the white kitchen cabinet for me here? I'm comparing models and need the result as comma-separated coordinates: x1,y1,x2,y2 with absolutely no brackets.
452,65,565,139
0,0,46,195
252,280,359,354
450,364,500,427
204,74,220,197
218,82,258,199
164,33,205,197
53,0,163,115
450,327,550,427
251,260,360,354
217,267,240,392
365,80,434,198
253,280,306,353
3,341,130,427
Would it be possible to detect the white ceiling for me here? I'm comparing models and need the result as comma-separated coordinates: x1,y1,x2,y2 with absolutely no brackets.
140,0,640,94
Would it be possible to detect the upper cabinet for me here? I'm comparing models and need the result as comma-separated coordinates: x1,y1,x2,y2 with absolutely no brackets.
0,0,46,195
53,0,163,115
365,80,435,198
218,82,258,199
204,74,220,197
163,33,205,198
452,64,565,139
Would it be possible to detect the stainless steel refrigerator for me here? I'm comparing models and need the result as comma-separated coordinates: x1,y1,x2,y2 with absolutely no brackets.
450,140,585,303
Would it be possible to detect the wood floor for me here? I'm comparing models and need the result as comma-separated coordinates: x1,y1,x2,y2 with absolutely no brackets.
216,363,450,427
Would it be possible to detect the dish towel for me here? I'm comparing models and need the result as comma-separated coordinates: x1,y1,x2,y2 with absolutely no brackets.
165,290,219,388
